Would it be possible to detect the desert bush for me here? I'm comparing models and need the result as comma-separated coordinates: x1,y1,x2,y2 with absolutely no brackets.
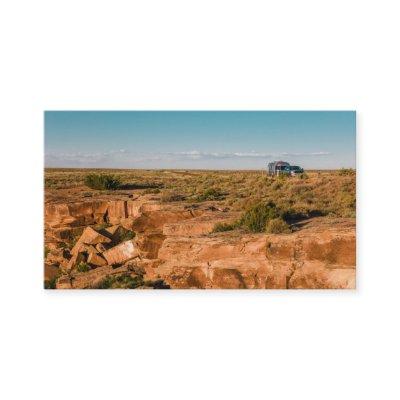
338,168,355,176
196,188,224,201
76,262,90,273
84,174,121,190
266,217,291,234
239,202,278,232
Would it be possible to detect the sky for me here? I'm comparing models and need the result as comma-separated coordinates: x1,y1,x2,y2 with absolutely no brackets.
45,111,356,170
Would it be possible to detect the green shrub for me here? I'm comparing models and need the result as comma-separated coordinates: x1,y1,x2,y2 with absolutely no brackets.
196,188,224,201
239,202,278,232
266,217,291,234
44,246,50,259
84,174,121,190
76,262,90,273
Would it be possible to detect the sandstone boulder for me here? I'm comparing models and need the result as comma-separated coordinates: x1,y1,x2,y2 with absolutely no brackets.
87,252,107,267
102,240,140,265
71,226,111,255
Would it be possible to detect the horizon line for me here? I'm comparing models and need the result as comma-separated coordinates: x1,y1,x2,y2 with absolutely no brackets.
44,166,355,171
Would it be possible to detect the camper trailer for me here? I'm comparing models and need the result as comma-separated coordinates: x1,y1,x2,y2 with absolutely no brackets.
267,161,290,176
268,161,304,176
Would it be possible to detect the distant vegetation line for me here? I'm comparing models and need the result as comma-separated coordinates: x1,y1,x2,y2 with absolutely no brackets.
45,167,354,173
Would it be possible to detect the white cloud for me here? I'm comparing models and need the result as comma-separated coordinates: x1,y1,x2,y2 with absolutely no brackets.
45,149,331,167
168,150,331,159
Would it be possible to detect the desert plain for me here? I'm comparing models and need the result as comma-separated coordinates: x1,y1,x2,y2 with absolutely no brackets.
44,168,356,289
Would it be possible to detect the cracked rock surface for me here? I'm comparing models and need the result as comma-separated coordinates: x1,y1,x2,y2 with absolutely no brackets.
44,196,355,289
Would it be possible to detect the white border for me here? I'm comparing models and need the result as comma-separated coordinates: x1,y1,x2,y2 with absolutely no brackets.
1,1,399,399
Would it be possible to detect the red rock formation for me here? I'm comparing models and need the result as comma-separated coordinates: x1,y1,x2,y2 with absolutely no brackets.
44,197,356,290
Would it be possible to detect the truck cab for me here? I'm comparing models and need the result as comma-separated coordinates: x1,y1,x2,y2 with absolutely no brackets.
289,165,304,175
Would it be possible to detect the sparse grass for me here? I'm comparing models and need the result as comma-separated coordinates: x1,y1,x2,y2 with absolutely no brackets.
84,174,121,190
45,169,356,219
212,221,239,233
196,188,225,202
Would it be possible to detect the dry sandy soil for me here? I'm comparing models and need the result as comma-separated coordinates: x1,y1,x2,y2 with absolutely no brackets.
44,169,356,289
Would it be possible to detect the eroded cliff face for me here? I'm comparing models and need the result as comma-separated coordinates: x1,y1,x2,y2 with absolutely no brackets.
44,197,356,289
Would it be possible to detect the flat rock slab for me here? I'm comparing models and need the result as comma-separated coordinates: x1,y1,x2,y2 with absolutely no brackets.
102,240,139,265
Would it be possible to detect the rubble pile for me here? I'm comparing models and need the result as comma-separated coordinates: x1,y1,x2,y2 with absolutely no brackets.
44,224,167,289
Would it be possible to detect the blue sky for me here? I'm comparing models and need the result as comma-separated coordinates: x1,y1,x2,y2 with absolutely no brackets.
45,111,356,169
